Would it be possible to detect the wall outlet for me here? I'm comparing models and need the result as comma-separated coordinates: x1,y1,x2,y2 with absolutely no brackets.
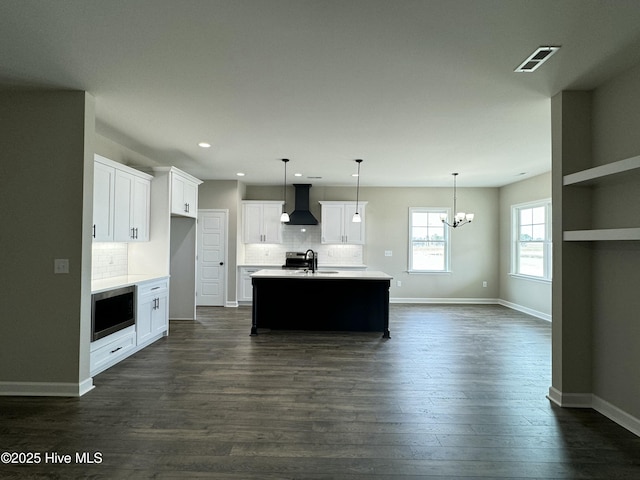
54,259,69,274
482,281,488,288
397,280,402,287
385,250,393,257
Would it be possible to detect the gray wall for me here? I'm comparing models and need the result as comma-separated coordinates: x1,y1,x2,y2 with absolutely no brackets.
590,62,640,418
245,184,501,301
199,180,243,303
499,172,552,318
0,91,94,392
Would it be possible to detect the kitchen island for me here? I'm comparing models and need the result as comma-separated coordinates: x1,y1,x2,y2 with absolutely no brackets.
250,269,392,338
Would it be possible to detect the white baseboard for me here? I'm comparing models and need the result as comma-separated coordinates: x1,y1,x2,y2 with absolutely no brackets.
390,297,499,304
226,301,239,307
593,395,640,437
388,297,551,322
498,299,552,322
546,386,592,407
547,387,640,437
0,378,94,397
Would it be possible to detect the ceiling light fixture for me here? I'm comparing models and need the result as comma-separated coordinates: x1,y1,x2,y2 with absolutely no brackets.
514,46,560,73
441,173,474,228
236,172,245,177
198,142,211,148
352,159,363,223
280,159,290,223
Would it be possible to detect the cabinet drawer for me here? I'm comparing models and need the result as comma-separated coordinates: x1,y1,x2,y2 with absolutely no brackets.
137,279,169,296
90,330,136,373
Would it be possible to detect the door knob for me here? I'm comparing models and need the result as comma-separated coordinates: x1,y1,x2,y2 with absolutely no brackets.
219,262,224,265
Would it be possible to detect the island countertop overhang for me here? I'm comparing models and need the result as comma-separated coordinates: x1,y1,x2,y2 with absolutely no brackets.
250,269,393,281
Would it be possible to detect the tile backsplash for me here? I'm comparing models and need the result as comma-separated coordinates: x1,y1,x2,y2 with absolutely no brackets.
243,225,363,265
92,243,128,279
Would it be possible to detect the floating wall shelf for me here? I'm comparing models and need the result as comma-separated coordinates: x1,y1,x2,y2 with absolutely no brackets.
563,228,640,242
563,155,640,186
562,154,640,242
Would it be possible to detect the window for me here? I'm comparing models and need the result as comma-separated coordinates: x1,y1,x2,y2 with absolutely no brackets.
409,208,449,272
512,200,552,280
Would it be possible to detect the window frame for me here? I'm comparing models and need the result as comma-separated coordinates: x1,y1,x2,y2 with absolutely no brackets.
408,207,451,273
511,199,552,281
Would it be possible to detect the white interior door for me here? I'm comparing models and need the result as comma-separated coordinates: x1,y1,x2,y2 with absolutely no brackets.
197,210,227,306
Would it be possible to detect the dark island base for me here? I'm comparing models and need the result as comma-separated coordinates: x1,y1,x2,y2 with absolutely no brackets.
251,277,391,338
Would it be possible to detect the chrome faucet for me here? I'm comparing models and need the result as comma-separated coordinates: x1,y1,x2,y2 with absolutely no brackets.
305,249,316,273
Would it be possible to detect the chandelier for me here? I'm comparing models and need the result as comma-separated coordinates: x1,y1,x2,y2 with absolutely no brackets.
441,173,474,228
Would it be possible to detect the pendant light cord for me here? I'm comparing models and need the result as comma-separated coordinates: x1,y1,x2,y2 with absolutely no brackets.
355,159,362,213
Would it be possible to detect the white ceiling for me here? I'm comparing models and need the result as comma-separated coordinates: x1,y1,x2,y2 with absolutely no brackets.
3,1,640,187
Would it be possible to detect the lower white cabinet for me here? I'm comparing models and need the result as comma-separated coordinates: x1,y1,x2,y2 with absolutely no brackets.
239,267,260,303
90,277,169,376
90,326,136,376
136,278,169,347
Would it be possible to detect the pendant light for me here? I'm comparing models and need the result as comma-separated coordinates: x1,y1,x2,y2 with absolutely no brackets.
441,172,474,228
280,159,290,223
352,159,363,223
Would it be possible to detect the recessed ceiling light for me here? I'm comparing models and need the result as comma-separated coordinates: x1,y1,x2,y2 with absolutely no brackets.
198,142,211,148
294,173,303,177
515,46,560,73
236,172,245,177
351,173,359,177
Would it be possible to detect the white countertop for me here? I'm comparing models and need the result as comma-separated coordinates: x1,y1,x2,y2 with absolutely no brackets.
250,269,392,280
91,274,169,294
238,264,368,269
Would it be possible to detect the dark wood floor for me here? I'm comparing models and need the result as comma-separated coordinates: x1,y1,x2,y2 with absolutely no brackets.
2,304,640,479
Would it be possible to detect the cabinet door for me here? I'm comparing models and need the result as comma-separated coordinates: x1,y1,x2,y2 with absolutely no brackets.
114,170,135,241
343,203,365,245
136,295,154,345
171,174,187,215
182,180,198,218
321,204,345,243
93,162,115,242
243,204,264,243
240,268,258,301
262,203,283,243
151,294,168,335
131,175,150,241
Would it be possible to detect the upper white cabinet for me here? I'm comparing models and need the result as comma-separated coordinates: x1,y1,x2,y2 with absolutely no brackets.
242,201,284,244
320,201,367,244
93,160,116,241
114,169,151,242
93,155,152,242
171,171,200,218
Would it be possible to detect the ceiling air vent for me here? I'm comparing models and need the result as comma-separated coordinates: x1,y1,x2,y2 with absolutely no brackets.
515,46,560,73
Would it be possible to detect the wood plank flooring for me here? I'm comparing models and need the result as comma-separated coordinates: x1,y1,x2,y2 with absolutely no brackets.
2,304,640,479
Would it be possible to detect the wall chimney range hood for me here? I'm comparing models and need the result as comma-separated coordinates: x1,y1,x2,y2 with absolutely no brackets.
286,184,318,225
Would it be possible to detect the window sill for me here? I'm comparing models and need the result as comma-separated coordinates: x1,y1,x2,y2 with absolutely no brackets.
508,273,551,284
407,270,452,275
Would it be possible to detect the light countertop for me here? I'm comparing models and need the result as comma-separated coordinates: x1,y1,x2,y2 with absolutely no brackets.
91,274,169,294
250,269,392,280
238,264,368,269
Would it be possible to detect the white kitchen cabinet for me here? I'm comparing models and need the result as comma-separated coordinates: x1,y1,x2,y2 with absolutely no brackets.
90,325,136,376
136,278,169,347
242,201,284,243
93,155,151,242
92,160,115,241
238,267,261,303
320,201,367,244
171,171,199,218
114,169,151,242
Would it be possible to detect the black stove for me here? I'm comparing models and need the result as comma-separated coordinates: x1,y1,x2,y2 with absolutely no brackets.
282,251,317,270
